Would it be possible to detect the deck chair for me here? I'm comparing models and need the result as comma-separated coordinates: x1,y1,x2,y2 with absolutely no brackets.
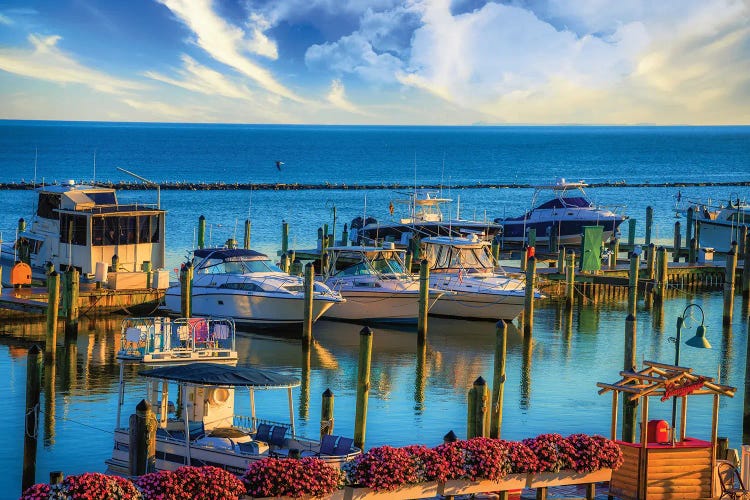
255,423,272,442
319,434,338,455
333,436,354,456
269,426,288,446
718,461,750,499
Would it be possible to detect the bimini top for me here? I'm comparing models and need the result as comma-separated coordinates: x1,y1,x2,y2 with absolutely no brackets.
140,362,300,389
194,248,268,261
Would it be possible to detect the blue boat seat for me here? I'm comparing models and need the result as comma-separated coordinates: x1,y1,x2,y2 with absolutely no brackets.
269,426,288,446
333,436,354,456
255,423,272,442
319,434,338,455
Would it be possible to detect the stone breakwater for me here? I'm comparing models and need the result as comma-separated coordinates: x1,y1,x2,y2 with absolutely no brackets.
1,180,749,191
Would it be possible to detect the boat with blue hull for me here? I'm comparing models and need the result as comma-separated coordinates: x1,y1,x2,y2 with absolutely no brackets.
494,179,626,246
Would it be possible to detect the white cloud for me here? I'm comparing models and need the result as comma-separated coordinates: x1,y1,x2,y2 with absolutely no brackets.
144,54,254,101
0,34,145,94
121,98,203,121
158,0,304,103
326,79,368,115
0,13,12,25
246,13,278,60
306,33,405,83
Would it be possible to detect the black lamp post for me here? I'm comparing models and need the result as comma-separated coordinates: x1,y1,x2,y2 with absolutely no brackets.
670,303,711,438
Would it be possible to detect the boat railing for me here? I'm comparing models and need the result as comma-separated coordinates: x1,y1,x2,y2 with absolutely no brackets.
119,316,236,358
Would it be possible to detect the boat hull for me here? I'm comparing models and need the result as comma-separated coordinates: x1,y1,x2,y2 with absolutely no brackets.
498,217,625,246
324,289,424,322
164,288,338,326
697,219,747,253
428,274,527,320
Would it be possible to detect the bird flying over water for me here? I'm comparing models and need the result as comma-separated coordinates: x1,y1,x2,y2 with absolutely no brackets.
276,160,284,171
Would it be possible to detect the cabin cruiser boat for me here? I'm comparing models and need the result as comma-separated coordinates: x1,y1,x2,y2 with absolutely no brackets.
691,197,749,253
321,243,443,323
349,190,502,247
421,235,539,320
117,316,238,364
163,248,344,327
106,362,360,476
494,179,626,246
0,180,165,283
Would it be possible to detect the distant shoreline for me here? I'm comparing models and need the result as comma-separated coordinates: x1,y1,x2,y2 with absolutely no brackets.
0,180,748,191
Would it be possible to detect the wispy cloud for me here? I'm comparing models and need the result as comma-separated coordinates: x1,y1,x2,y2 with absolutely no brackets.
0,34,145,94
326,79,368,115
0,13,12,25
121,98,201,121
144,54,254,101
158,0,304,103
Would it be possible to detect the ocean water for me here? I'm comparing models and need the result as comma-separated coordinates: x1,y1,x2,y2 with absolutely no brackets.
1,122,750,496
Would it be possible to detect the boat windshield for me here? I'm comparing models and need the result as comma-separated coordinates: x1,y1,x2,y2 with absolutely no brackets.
424,244,494,272
196,256,283,274
334,254,406,277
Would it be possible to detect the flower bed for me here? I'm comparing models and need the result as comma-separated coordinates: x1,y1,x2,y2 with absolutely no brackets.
20,433,622,499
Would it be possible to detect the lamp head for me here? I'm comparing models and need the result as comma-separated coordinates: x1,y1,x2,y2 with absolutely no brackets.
685,325,711,349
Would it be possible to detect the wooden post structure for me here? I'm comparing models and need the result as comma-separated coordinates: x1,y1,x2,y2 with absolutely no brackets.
280,253,290,274
244,219,251,249
628,218,636,247
656,246,668,303
128,399,156,476
673,221,682,262
111,254,119,272
565,251,575,309
523,256,536,336
302,263,314,346
490,321,507,439
197,215,206,249
740,226,747,258
645,206,653,247
281,220,289,256
689,237,698,264
724,243,738,326
492,238,500,267
180,263,192,318
646,243,656,281
520,246,528,273
45,272,60,361
628,252,640,317
609,238,618,269
467,376,490,438
354,326,373,451
557,245,565,273
417,259,429,343
22,345,42,494
320,389,334,438
623,313,637,443
64,269,79,339
341,223,349,246
404,250,413,274
686,207,695,261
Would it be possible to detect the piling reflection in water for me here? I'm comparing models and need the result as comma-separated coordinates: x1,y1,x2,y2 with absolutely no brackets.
414,340,427,412
300,343,311,420
520,333,532,411
720,324,733,385
43,356,56,447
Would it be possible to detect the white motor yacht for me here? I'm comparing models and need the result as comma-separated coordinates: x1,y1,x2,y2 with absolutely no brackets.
321,243,442,323
0,180,166,282
690,198,749,253
422,235,540,321
164,248,344,327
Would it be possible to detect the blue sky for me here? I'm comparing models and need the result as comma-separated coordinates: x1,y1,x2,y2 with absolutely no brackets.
0,0,748,124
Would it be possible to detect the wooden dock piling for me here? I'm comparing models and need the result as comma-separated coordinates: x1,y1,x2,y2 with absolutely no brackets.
64,269,79,339
418,260,429,343
45,272,59,361
646,243,656,281
724,243,738,326
321,389,334,438
645,206,653,247
523,256,536,336
128,399,156,476
341,223,349,246
280,253,290,274
281,220,289,255
628,219,636,247
197,215,206,249
354,326,373,451
490,321,507,439
244,219,251,249
656,247,668,303
623,313,638,443
608,238,618,269
22,344,42,494
180,263,193,318
628,253,640,316
467,376,489,438
302,263,314,345
673,221,681,262
565,251,575,309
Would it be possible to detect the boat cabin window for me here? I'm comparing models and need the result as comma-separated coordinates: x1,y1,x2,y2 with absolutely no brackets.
37,193,61,220
91,215,160,246
426,245,493,272
60,214,87,246
335,254,406,277
85,191,116,205
196,257,282,274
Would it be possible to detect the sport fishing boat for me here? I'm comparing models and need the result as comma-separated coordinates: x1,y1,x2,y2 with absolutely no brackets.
163,248,344,327
106,362,360,476
421,235,538,321
691,197,749,253
117,316,238,364
349,190,502,247
0,180,165,282
320,243,443,323
494,179,626,246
